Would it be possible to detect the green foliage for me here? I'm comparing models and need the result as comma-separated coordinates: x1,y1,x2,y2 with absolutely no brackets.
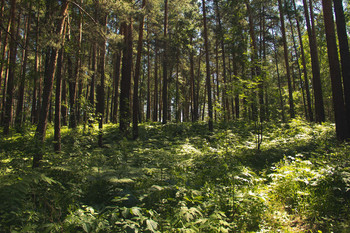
1,120,350,232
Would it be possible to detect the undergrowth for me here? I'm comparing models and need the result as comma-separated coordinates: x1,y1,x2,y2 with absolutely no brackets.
1,119,350,232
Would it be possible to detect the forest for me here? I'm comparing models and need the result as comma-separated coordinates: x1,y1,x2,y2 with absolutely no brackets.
1,0,350,231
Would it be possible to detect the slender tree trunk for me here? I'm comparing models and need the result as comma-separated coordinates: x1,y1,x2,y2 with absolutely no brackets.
274,37,286,122
214,0,228,121
96,5,107,146
133,0,146,139
293,0,313,122
146,26,151,121
119,19,133,134
112,51,121,123
31,10,40,124
278,0,294,119
190,37,198,122
322,0,349,140
61,75,68,126
202,0,213,131
162,0,168,124
15,5,32,129
287,13,308,120
3,0,18,135
54,49,64,152
333,0,350,134
0,2,9,120
153,43,158,122
0,0,5,49
33,1,69,168
303,0,325,122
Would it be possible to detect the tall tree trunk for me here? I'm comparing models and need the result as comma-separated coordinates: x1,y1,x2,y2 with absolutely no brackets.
214,0,228,122
3,0,18,135
274,36,286,122
33,1,69,168
146,27,151,121
303,0,325,122
15,4,32,129
153,42,158,122
54,49,64,152
112,51,121,123
119,19,133,134
31,10,40,124
0,3,9,120
287,12,308,120
96,3,107,147
278,0,295,119
133,0,146,139
333,0,350,134
292,0,313,122
68,56,77,128
61,75,68,126
322,0,348,140
202,0,213,131
190,37,198,122
162,0,168,124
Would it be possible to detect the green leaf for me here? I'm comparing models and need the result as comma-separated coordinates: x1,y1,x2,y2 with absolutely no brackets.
146,219,158,232
131,207,142,217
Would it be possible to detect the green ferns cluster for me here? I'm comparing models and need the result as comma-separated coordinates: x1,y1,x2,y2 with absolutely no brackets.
1,120,350,232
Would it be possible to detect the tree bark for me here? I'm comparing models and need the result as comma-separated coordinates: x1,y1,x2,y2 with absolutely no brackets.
278,0,295,119
33,1,69,168
119,19,133,135
153,41,158,122
162,0,168,124
333,0,350,134
15,7,31,129
54,49,64,152
202,0,213,131
303,0,325,123
96,2,107,146
3,0,18,135
322,0,349,140
133,0,146,139
112,51,121,123
292,0,313,122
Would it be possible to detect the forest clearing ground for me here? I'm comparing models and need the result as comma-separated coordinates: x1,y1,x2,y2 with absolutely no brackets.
1,119,350,232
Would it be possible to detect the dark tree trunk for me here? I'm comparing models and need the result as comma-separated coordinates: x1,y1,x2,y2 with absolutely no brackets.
96,5,107,147
278,0,295,119
0,5,10,121
333,0,350,134
89,43,96,112
33,1,69,168
322,0,349,140
146,27,151,121
61,75,68,126
112,51,121,123
54,49,64,152
15,4,32,129
303,0,325,123
293,0,313,122
162,0,168,124
190,37,198,122
68,56,77,129
274,37,286,122
3,0,18,135
202,0,213,131
31,10,40,124
119,20,133,135
133,0,146,139
153,43,158,122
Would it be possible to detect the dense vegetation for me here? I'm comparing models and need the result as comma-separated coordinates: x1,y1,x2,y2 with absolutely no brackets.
1,119,350,232
2,0,350,231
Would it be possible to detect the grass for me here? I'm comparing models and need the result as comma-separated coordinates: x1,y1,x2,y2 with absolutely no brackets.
0,119,350,232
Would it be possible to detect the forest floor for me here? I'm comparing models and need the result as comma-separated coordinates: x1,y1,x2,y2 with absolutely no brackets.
1,119,350,232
